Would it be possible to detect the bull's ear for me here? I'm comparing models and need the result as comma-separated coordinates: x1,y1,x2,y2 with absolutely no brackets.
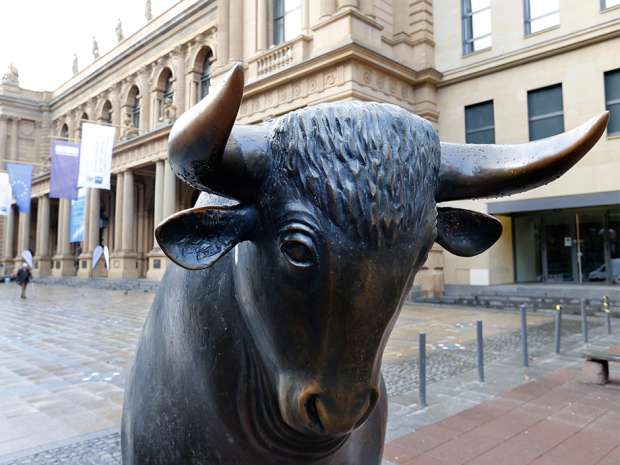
436,207,502,257
155,205,257,270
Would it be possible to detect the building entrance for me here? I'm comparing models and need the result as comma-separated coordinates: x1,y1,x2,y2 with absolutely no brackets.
514,206,620,285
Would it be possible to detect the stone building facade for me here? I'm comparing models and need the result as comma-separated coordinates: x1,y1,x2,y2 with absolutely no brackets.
0,0,444,293
1,0,618,293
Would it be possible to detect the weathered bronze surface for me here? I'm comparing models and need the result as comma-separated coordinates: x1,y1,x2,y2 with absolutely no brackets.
121,64,608,465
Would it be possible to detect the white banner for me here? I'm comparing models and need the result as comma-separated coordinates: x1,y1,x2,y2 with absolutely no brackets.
78,122,116,190
0,172,12,216
21,250,33,268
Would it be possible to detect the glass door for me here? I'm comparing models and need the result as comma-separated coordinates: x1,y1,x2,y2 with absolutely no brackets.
578,212,606,284
543,215,576,282
606,209,620,284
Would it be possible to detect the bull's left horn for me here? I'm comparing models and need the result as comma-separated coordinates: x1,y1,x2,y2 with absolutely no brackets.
168,63,268,200
436,112,609,202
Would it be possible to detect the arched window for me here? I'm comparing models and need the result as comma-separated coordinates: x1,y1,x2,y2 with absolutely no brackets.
163,72,174,105
77,113,89,139
60,123,69,139
200,50,213,100
273,0,302,45
157,67,175,123
101,100,113,124
127,86,141,129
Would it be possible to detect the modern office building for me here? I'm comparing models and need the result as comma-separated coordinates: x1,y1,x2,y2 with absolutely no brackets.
435,0,620,288
0,0,618,293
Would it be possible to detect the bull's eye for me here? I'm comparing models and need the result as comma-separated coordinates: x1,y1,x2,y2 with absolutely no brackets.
280,233,317,268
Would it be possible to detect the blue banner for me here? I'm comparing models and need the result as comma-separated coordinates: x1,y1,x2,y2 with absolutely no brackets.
70,188,86,243
6,163,32,214
50,141,80,200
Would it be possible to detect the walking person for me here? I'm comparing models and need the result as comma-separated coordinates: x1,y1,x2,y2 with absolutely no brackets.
16,263,32,299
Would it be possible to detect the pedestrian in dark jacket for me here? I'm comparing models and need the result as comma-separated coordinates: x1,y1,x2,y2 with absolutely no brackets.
16,263,32,299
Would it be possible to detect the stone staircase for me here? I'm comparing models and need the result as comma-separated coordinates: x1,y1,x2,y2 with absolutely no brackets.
34,276,160,293
412,283,620,316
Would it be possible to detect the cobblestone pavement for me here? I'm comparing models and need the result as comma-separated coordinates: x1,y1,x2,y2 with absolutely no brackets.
0,282,613,464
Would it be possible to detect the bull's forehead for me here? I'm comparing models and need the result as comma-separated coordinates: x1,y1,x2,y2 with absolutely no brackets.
266,101,441,246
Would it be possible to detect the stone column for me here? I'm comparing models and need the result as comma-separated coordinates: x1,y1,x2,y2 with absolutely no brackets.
359,0,373,17
320,0,337,18
229,0,243,62
217,0,230,65
147,160,166,279
53,198,76,277
55,200,65,255
10,118,19,160
122,171,135,252
256,0,269,51
34,195,52,277
110,170,139,279
139,73,151,132
112,85,122,130
16,212,31,256
174,47,187,115
302,0,310,34
163,160,177,218
154,160,165,227
2,206,15,275
113,172,124,252
0,116,7,169
80,188,106,277
337,0,358,9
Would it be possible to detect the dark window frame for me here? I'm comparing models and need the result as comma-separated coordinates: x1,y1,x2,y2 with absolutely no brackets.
200,51,213,100
461,0,492,55
273,0,302,46
273,0,285,45
604,68,620,135
465,100,496,144
527,83,565,141
523,0,560,35
601,0,620,10
131,100,140,129
163,74,174,104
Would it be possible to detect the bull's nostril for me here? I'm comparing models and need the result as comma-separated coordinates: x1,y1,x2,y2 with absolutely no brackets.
305,394,324,432
354,389,378,429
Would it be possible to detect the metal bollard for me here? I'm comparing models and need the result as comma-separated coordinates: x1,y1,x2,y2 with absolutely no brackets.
580,298,588,343
603,296,612,336
520,304,529,367
418,332,427,407
554,304,562,354
476,320,485,382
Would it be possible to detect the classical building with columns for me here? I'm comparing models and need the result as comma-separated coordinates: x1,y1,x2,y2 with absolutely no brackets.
0,0,443,290
2,0,618,294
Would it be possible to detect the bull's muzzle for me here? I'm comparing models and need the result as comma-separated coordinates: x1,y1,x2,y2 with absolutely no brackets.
279,378,379,437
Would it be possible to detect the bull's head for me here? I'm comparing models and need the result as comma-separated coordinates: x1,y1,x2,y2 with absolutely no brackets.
156,64,608,439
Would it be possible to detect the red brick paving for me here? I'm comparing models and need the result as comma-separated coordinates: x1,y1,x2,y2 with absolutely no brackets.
384,367,620,465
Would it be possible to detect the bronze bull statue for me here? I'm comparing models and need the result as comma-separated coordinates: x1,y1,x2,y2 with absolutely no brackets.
122,64,608,464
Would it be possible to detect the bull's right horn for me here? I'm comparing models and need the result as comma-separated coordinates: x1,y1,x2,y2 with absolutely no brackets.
167,63,269,201
436,112,609,202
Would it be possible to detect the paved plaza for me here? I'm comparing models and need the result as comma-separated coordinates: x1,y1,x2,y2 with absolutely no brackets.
0,281,618,464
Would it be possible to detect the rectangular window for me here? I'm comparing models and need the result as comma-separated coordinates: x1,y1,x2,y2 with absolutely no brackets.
605,68,620,135
602,0,620,9
462,0,492,55
524,0,560,34
527,84,564,141
465,100,495,144
273,0,302,46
